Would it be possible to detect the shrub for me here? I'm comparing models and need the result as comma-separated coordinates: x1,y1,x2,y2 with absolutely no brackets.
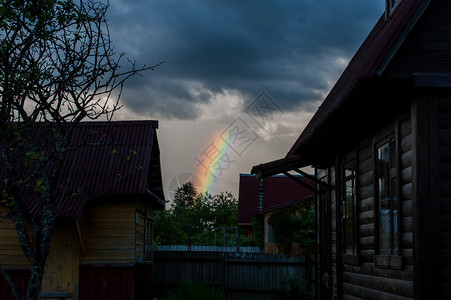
272,275,314,300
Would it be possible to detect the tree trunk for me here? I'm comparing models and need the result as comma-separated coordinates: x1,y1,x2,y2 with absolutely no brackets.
25,265,44,300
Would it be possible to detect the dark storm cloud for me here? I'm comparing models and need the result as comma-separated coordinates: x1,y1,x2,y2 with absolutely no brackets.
108,0,385,119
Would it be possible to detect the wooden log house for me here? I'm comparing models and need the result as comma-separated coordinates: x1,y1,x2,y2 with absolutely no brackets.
0,121,165,299
252,0,451,298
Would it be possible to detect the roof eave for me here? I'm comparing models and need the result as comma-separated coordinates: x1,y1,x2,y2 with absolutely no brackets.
250,154,307,180
146,189,165,210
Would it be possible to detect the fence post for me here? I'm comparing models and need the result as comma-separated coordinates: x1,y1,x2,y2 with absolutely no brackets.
188,228,192,252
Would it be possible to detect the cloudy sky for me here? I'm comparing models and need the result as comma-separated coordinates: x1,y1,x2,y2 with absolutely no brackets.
106,0,386,199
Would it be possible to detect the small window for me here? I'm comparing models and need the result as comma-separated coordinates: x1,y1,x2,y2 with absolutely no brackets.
376,137,398,255
343,162,357,255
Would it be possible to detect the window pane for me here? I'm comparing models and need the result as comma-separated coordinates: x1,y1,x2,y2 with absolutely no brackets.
344,166,355,253
390,138,396,168
378,142,391,250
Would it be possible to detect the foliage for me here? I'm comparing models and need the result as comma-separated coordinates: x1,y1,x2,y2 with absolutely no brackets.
155,182,254,247
0,0,159,299
272,274,314,300
173,181,198,208
267,198,315,256
294,199,316,255
162,281,224,300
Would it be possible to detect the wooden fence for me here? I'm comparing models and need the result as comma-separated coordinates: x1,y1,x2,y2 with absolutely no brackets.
156,245,260,253
152,251,315,300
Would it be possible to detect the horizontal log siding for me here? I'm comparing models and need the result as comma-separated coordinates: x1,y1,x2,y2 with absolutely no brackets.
400,116,414,261
80,202,136,264
440,97,451,296
358,140,375,265
0,210,29,268
342,113,414,299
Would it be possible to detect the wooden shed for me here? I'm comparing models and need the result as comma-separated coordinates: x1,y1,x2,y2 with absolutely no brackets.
252,0,451,299
0,121,165,299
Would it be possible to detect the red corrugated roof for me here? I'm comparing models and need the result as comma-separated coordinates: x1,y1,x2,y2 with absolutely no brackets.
237,174,314,225
1,121,164,218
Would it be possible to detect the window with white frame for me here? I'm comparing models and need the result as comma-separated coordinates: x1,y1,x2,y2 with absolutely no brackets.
376,136,398,255
343,161,357,255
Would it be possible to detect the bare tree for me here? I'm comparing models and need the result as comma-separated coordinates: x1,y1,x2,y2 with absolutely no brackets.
0,0,162,299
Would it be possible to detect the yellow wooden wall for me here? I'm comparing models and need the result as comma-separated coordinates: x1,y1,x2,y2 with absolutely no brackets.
80,202,136,264
0,213,80,296
1,201,154,267
1,200,156,298
0,209,29,269
41,221,80,296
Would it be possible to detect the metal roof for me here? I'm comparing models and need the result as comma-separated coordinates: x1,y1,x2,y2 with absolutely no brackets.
1,120,165,218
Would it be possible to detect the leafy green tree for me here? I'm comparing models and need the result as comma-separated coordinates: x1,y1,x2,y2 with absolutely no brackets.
155,183,253,247
155,182,204,245
173,181,198,209
294,199,316,255
0,1,160,299
267,198,315,256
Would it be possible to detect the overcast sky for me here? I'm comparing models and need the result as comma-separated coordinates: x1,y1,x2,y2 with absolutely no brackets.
106,0,385,199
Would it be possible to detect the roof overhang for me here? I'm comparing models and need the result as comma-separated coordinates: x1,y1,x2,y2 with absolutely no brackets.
255,196,314,216
250,154,307,180
147,189,165,210
251,77,413,186
250,154,328,194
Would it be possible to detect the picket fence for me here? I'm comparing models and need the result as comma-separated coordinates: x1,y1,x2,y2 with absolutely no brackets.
152,251,315,300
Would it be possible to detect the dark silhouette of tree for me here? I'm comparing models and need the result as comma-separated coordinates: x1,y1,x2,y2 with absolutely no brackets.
0,1,161,299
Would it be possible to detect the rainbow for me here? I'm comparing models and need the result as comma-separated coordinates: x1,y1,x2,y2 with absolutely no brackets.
195,130,234,194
